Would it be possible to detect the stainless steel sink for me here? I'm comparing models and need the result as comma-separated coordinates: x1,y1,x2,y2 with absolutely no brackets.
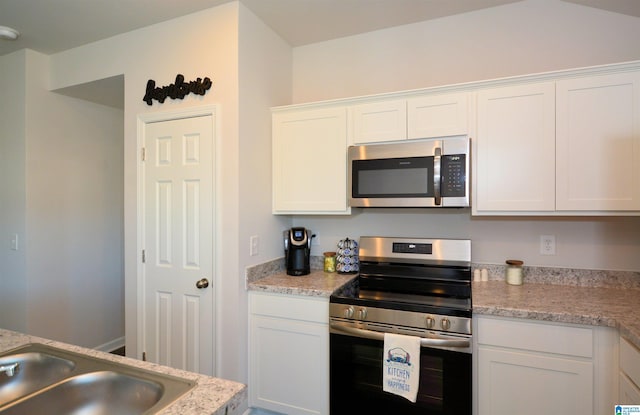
0,371,163,415
0,343,195,414
0,351,75,405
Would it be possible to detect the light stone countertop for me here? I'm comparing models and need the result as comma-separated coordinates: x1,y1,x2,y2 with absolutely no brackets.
247,269,356,297
0,329,247,415
247,266,640,349
473,281,640,348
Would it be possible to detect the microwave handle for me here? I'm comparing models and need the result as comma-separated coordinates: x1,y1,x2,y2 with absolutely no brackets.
433,147,442,205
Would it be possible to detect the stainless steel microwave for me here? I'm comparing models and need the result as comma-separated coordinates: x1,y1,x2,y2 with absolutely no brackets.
348,137,469,208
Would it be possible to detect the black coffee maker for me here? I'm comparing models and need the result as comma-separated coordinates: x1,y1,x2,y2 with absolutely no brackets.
284,227,313,276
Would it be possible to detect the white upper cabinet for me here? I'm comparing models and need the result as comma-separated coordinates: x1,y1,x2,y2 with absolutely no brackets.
474,82,556,213
556,72,640,211
272,61,640,215
351,99,407,144
351,92,469,144
272,106,350,214
474,69,640,215
407,92,469,139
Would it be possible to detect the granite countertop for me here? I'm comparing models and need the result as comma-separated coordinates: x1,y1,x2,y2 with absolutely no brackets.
248,269,356,297
247,266,640,349
473,281,640,348
0,329,246,415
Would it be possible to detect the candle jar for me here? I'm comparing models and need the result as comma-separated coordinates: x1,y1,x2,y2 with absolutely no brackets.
505,259,524,285
324,251,336,273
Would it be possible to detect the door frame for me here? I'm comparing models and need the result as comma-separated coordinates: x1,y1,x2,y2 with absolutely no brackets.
135,105,220,371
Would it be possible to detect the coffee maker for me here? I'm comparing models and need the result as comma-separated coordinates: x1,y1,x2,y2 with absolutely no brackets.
284,227,313,276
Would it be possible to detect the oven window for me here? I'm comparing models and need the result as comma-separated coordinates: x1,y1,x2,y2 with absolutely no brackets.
330,333,470,415
352,157,434,198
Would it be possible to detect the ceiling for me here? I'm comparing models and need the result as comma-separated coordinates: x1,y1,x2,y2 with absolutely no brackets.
2,0,640,57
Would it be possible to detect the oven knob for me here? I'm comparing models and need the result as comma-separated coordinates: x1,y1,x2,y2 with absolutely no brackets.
343,306,354,319
357,307,368,320
441,318,451,331
425,316,436,329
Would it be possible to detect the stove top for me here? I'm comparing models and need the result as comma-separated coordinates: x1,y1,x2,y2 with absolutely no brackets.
329,237,472,333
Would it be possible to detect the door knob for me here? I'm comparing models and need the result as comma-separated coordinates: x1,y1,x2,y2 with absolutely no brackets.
196,278,209,289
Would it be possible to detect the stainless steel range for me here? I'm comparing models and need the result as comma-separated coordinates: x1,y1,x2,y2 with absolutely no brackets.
329,236,472,414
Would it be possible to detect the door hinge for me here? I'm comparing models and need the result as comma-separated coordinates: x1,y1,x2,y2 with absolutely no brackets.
142,352,147,362
142,250,146,263
141,147,146,162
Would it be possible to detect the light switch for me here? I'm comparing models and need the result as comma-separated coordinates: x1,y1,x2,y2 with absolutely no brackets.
10,234,18,251
250,235,259,256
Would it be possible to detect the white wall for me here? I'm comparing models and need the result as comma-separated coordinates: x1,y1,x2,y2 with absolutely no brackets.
0,51,27,332
23,50,124,347
47,1,290,383
292,0,640,103
291,0,640,272
233,3,292,380
48,2,242,377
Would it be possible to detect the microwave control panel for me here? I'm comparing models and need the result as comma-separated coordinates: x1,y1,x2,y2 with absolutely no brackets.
441,154,466,197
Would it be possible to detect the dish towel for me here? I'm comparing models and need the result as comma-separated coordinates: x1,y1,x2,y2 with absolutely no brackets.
382,332,421,403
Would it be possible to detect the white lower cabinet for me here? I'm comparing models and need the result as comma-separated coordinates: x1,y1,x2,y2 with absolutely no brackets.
474,315,617,415
248,292,329,415
619,336,640,403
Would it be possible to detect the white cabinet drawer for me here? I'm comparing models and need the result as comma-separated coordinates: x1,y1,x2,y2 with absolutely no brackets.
621,337,640,388
249,291,328,323
477,316,593,357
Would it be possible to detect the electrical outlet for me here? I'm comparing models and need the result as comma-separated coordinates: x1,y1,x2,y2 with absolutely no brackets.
540,235,556,255
250,235,259,256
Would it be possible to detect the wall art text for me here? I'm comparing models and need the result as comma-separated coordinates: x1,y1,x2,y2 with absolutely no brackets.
143,74,212,105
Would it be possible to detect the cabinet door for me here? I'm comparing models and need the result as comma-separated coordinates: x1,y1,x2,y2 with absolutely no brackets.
407,92,468,139
474,82,556,213
352,100,406,144
620,373,640,404
478,346,593,415
556,72,640,211
249,315,329,415
272,107,349,214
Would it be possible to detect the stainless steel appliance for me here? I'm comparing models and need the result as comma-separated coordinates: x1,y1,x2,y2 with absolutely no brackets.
329,236,472,414
284,227,313,276
348,136,469,208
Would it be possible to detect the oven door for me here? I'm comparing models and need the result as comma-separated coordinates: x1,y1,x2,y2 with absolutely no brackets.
329,324,471,415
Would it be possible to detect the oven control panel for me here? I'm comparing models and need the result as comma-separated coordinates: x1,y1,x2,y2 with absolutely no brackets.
330,304,471,336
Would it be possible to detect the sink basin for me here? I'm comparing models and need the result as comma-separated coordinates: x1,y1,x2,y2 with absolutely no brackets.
0,351,75,406
0,343,195,414
0,371,163,415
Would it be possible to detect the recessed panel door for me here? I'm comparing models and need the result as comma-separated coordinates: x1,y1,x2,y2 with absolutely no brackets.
142,114,214,375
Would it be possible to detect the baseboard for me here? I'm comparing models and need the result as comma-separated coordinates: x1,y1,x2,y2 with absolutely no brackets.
94,336,125,353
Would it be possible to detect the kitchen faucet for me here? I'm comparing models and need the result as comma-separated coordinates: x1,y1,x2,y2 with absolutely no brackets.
0,362,19,377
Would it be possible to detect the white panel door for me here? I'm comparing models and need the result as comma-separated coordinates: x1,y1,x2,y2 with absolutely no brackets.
407,92,469,139
478,347,593,415
475,82,556,213
352,99,407,144
556,72,640,211
143,115,214,375
272,107,349,213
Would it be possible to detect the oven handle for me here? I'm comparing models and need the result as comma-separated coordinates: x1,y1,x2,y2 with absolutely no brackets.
329,322,470,348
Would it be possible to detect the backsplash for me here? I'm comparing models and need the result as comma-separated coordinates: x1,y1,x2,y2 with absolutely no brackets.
246,257,640,290
474,264,640,289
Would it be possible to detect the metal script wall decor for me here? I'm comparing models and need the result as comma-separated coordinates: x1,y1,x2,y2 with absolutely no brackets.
143,74,212,105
